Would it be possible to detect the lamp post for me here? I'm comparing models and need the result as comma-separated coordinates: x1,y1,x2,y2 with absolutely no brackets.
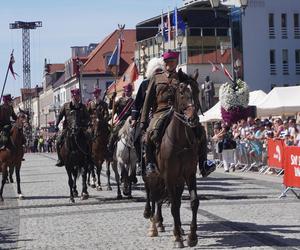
177,30,184,64
209,0,248,86
155,32,163,57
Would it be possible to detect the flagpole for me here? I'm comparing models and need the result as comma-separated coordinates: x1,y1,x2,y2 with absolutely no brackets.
0,50,14,104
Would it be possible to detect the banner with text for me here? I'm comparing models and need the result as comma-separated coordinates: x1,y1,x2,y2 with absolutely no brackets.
283,146,300,189
267,139,285,169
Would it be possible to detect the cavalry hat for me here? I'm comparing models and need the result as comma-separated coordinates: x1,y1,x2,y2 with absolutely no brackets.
2,94,12,102
162,50,179,61
123,84,133,92
93,87,101,95
71,88,80,97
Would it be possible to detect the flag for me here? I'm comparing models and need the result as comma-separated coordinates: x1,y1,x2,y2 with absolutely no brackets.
209,61,220,73
108,38,122,68
220,63,234,81
167,8,171,45
172,7,186,37
8,52,19,80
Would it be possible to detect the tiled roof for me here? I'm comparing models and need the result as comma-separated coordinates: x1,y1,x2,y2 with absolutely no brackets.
46,64,64,74
83,29,136,76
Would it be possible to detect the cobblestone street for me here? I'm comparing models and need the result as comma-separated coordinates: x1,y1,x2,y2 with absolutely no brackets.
1,153,300,250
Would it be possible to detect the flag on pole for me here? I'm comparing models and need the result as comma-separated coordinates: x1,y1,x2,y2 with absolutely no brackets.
220,63,234,81
208,61,220,73
108,38,122,69
8,52,18,80
167,8,171,47
172,7,186,37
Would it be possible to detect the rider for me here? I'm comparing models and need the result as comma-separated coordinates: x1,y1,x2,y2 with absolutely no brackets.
55,88,91,167
107,84,134,156
87,87,109,123
140,50,215,177
0,94,18,150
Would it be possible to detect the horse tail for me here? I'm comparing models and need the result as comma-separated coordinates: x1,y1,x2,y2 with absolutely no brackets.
145,174,167,203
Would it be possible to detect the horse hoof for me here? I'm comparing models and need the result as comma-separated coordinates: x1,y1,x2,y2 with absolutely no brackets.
123,190,130,196
9,178,14,183
107,186,112,191
174,241,184,249
157,225,165,232
96,186,102,191
18,194,24,200
187,234,198,247
81,193,89,200
91,184,96,189
143,209,151,219
73,191,79,197
117,194,122,200
180,228,185,235
70,198,75,203
147,229,158,237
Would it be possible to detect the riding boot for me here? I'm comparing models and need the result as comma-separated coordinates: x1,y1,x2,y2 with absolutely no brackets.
144,140,157,176
55,140,64,167
196,125,216,177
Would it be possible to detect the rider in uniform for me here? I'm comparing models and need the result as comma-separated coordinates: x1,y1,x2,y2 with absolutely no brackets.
87,87,109,123
0,94,18,149
140,51,215,177
107,84,134,156
55,88,91,167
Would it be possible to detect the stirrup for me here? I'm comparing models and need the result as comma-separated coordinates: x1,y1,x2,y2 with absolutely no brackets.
201,160,216,178
146,163,157,176
55,160,64,167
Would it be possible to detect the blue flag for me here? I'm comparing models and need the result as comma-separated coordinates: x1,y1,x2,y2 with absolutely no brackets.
172,7,186,36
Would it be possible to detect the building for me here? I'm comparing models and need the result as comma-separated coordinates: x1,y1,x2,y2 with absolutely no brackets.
135,0,300,93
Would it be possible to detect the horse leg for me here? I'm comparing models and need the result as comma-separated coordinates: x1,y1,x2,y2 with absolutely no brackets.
9,166,14,183
0,164,8,202
72,168,78,197
106,161,112,191
96,163,102,191
148,200,158,237
156,201,165,232
170,185,185,248
15,164,24,199
186,175,199,247
143,184,151,219
90,164,96,188
81,164,89,200
66,167,75,203
112,160,122,199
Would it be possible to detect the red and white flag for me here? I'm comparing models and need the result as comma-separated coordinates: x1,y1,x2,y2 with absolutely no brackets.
8,52,19,80
209,61,220,73
220,63,234,81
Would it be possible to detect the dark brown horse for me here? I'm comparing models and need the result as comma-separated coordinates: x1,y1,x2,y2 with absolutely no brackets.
60,124,90,203
0,116,26,202
144,76,200,248
90,114,117,192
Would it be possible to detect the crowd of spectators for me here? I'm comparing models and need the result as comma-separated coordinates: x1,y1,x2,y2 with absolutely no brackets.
28,135,56,153
209,116,300,173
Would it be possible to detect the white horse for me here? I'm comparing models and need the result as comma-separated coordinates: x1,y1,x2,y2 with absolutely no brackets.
113,117,137,198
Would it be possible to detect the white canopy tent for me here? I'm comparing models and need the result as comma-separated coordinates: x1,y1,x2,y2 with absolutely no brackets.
257,86,300,116
200,90,267,123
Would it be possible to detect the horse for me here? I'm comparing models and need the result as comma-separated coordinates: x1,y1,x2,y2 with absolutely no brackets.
113,117,137,199
0,115,26,202
143,73,200,248
89,113,116,191
60,123,90,203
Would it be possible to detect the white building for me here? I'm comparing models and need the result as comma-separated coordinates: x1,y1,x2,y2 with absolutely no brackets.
242,0,300,91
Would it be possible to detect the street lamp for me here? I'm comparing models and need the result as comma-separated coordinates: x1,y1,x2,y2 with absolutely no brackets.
155,32,163,57
177,30,184,64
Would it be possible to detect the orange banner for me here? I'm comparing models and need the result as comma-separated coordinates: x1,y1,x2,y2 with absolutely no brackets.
267,139,285,169
283,146,300,189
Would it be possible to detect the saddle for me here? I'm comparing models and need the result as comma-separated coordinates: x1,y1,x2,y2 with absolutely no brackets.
150,108,174,148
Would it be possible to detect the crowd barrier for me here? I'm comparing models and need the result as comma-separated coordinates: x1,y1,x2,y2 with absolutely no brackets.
266,139,300,199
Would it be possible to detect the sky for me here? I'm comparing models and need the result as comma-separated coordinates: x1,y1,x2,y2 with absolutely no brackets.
0,0,182,97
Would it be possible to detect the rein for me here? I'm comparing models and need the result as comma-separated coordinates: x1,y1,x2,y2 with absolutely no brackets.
173,111,198,128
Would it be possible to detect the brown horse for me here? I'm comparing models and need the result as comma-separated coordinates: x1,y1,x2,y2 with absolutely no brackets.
90,114,117,192
0,116,26,202
60,124,90,203
144,76,200,248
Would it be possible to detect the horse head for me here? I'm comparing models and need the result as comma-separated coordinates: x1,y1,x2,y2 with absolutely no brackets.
118,117,135,148
10,116,26,147
174,69,198,127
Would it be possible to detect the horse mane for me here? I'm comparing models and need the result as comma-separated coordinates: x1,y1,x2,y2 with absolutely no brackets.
118,117,131,138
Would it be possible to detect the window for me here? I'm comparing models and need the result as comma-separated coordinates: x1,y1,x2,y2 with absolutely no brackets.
281,14,288,39
270,50,276,75
269,13,275,39
296,49,300,74
294,14,300,38
282,49,289,75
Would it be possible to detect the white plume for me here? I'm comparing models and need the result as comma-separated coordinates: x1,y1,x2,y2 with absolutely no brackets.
145,57,165,79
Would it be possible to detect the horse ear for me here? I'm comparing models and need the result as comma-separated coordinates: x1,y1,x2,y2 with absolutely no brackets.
192,69,199,81
177,68,188,82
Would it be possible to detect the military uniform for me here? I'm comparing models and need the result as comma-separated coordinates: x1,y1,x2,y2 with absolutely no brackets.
141,70,180,167
0,102,18,149
55,101,91,166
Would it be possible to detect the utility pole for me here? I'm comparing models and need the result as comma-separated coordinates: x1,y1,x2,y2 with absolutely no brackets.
9,21,42,142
